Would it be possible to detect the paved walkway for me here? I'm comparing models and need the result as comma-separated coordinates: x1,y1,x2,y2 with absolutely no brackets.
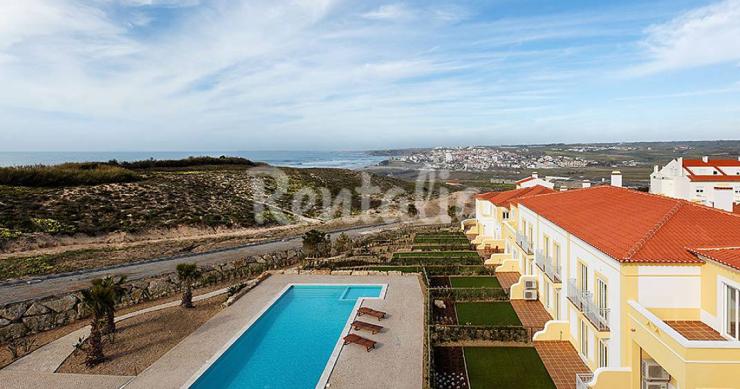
496,272,521,290
511,300,552,334
0,288,228,388
0,223,402,304
126,274,423,389
534,341,591,389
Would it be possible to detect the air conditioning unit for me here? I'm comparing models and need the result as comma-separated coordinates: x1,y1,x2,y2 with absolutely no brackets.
524,279,537,290
641,381,668,389
641,360,670,382
524,290,538,300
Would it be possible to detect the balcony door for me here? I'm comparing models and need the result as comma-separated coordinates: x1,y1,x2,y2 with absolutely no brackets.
726,284,739,340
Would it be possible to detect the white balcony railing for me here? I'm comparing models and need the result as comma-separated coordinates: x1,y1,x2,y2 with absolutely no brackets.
516,231,533,254
535,249,546,270
535,250,562,283
575,373,594,389
568,278,609,331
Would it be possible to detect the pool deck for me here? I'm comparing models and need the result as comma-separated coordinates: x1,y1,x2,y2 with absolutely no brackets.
126,273,424,389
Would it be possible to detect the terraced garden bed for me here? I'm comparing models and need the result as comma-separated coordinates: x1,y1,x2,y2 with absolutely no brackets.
464,347,555,389
449,276,501,288
455,302,522,326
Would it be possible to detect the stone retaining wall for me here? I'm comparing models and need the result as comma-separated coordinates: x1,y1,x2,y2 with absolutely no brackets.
0,248,301,343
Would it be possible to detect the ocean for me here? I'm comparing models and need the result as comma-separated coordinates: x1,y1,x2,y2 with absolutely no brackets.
0,150,386,170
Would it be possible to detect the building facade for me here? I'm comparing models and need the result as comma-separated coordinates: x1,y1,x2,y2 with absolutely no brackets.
465,182,740,389
650,156,740,212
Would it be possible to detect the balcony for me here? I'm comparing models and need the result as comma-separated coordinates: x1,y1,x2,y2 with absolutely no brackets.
575,373,593,389
628,301,740,387
535,250,562,283
567,278,609,331
515,231,533,254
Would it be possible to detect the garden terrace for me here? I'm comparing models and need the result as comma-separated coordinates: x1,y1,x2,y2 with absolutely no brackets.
464,347,555,389
455,302,522,326
412,243,474,251
448,276,501,288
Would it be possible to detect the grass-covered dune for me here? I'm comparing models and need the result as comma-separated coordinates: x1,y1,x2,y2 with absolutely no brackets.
0,157,416,245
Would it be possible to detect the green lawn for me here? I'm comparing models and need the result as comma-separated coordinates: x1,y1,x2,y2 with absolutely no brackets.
455,302,521,326
464,347,555,389
449,276,501,288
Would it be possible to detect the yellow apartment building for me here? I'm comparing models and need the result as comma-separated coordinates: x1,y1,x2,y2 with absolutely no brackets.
463,182,740,389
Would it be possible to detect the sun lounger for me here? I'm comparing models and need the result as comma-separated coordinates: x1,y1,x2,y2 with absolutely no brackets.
343,333,376,352
357,307,386,320
352,320,383,334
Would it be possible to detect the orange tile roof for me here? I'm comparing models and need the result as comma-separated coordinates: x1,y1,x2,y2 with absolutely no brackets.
683,158,740,181
687,175,740,182
517,186,740,264
478,185,555,208
683,158,740,167
735,203,740,214
688,247,740,271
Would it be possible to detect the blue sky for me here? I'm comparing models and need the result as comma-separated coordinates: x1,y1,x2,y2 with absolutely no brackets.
0,0,739,151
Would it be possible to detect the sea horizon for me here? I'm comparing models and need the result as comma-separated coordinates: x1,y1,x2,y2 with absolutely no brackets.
0,150,386,170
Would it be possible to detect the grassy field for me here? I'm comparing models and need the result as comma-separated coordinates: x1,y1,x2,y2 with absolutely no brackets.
464,347,556,389
455,302,521,326
449,276,501,288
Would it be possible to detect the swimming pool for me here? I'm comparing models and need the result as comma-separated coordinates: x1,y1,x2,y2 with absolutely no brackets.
188,284,385,389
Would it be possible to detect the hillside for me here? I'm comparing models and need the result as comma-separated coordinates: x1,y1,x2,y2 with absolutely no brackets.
0,159,416,252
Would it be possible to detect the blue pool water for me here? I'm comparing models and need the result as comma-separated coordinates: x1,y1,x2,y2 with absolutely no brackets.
190,285,383,389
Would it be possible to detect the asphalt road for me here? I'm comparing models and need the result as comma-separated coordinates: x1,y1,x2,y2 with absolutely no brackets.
0,222,405,305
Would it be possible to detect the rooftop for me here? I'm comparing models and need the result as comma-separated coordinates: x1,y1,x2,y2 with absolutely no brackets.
689,247,740,271
517,186,740,265
682,157,740,182
476,185,556,208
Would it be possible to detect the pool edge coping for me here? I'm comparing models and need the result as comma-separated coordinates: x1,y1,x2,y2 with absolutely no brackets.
180,282,388,389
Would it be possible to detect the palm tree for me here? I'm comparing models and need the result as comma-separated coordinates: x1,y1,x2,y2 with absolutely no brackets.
97,275,127,335
176,263,201,308
81,280,116,366
302,229,329,258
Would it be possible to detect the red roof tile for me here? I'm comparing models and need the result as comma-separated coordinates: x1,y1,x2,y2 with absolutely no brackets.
683,158,740,168
478,185,555,208
688,175,740,182
517,186,740,264
689,247,740,271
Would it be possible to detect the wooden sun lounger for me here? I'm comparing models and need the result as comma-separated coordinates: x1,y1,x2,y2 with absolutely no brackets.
357,307,386,320
343,333,376,352
352,320,383,334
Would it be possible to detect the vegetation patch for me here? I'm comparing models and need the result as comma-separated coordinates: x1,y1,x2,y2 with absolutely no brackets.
449,277,501,288
0,164,142,187
455,302,521,326
464,347,555,389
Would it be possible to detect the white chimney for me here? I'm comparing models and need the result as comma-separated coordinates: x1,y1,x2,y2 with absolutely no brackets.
582,180,591,188
532,172,538,179
611,171,622,187
702,156,709,163
653,165,659,174
714,187,733,212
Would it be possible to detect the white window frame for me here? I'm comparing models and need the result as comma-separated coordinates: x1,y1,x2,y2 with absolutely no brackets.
579,320,589,358
724,283,739,341
597,278,608,322
598,339,608,368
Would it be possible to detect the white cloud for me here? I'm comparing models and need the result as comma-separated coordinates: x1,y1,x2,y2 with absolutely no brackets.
361,4,410,20
627,0,740,75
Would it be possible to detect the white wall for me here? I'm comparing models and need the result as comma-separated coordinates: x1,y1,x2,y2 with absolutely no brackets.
637,266,701,309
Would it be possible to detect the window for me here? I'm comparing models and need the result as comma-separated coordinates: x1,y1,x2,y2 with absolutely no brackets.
544,281,550,308
598,339,608,368
503,211,509,219
543,235,550,257
579,262,588,292
726,284,739,340
553,242,561,269
579,320,589,357
554,289,561,320
597,278,608,322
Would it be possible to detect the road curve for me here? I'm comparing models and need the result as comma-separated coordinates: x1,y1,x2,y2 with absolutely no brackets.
0,222,406,305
